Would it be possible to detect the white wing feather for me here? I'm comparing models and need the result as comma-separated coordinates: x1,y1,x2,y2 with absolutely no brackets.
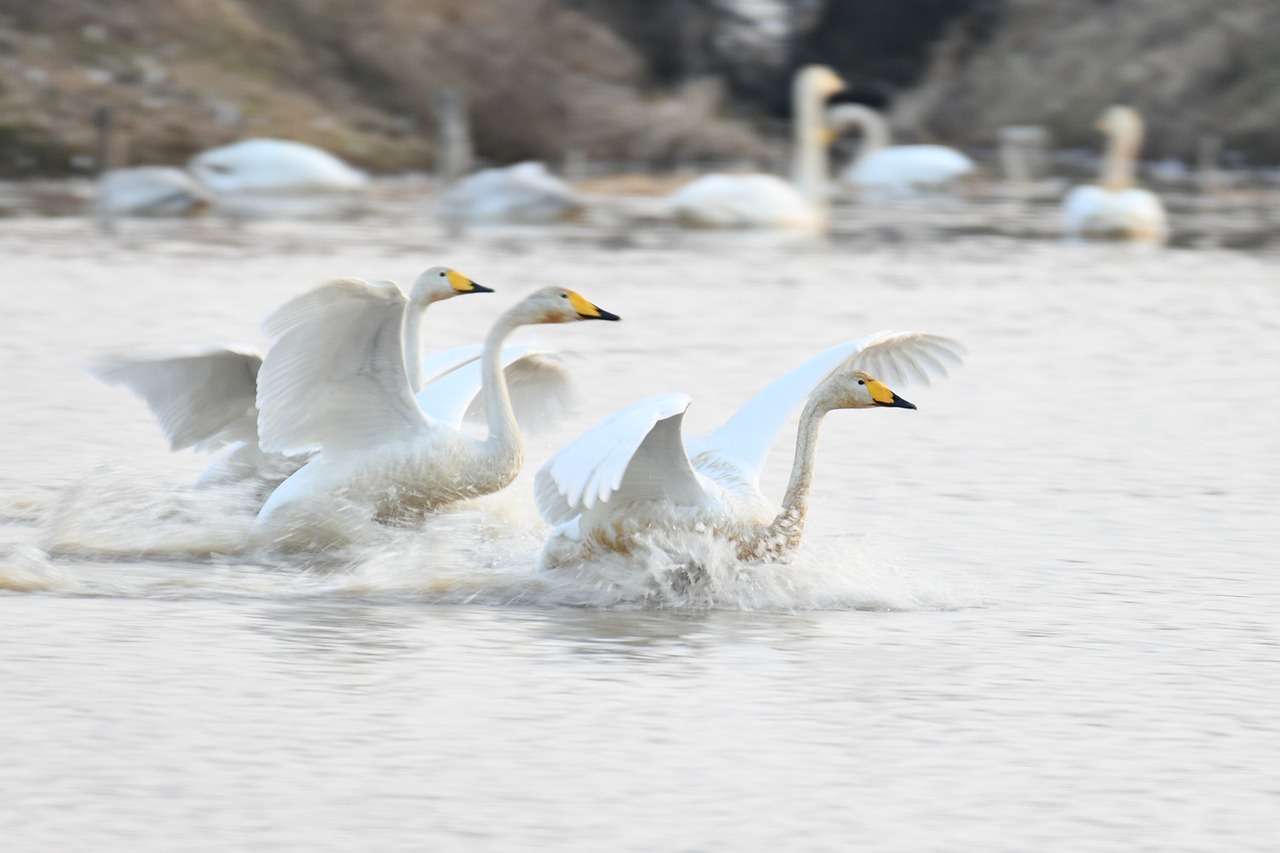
256,278,427,455
687,332,964,484
92,346,261,451
419,343,484,386
417,347,574,433
536,392,709,526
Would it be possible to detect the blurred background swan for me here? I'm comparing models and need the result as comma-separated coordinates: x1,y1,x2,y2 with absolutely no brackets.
535,331,963,571
668,65,845,230
93,166,214,222
440,161,584,226
253,285,618,549
828,104,974,198
188,138,369,194
1062,105,1168,243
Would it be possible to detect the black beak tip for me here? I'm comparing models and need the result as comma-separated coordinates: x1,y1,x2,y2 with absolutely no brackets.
593,308,621,321
896,397,917,410
469,282,494,294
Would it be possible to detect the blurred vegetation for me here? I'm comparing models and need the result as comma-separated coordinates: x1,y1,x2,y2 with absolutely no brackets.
0,0,1277,176
901,0,1280,162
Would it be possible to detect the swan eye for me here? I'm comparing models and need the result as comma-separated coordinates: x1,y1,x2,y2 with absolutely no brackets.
561,293,568,299
857,379,865,385
438,271,447,277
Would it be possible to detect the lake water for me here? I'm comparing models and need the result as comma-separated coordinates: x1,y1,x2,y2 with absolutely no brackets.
2,192,1278,851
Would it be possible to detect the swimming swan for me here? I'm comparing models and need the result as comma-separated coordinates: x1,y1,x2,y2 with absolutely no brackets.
93,166,214,219
441,162,584,225
188,139,368,194
254,285,620,546
827,104,974,198
92,267,497,492
669,65,845,230
1062,106,1167,243
535,332,963,568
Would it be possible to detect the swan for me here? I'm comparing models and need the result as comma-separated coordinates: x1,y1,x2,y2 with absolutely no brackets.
253,284,620,547
92,266,499,493
1062,106,1168,243
188,138,368,194
669,65,845,229
535,332,963,569
441,161,584,225
828,104,974,198
93,166,215,218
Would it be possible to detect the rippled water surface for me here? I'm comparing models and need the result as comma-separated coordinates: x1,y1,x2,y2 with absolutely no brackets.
2,198,1278,851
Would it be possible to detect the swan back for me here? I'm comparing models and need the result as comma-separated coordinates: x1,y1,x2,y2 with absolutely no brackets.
189,139,368,194
442,162,583,224
669,174,817,229
94,166,213,217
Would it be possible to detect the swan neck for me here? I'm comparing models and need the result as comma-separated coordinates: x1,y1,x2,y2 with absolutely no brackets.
762,397,828,553
1101,119,1141,192
791,75,831,210
852,110,891,162
480,309,524,469
403,297,431,393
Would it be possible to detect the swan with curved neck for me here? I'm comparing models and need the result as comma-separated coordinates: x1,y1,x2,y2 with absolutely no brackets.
669,65,845,229
92,266,492,496
535,332,962,569
254,285,619,547
826,103,974,198
1062,105,1167,243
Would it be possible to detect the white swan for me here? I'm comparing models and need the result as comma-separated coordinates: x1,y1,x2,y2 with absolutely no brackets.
93,166,214,218
829,104,974,198
253,284,620,547
669,65,845,229
188,139,368,194
441,161,584,225
92,267,498,493
1062,106,1168,243
535,332,963,568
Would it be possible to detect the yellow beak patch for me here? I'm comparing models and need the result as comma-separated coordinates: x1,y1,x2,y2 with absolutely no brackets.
446,269,475,292
567,290,602,317
866,379,897,405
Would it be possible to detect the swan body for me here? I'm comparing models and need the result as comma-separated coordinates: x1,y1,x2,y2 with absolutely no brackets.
188,139,368,194
94,166,214,217
829,104,974,197
254,284,619,547
535,332,963,568
93,267,494,493
441,162,583,225
669,66,845,230
1062,106,1167,243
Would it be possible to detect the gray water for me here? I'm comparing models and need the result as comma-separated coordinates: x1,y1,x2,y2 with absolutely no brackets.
2,199,1278,851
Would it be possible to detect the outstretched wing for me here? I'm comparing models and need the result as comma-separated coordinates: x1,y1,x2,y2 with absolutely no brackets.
416,346,575,433
535,392,714,526
688,332,964,484
419,343,484,387
256,277,427,455
92,346,261,451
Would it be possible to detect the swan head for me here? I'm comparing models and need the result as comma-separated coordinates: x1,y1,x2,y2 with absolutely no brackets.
796,66,845,101
409,266,492,304
1096,106,1143,141
820,370,916,412
516,286,621,325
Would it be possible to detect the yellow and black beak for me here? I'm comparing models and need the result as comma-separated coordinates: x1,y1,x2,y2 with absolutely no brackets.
567,291,621,321
447,269,493,294
868,379,916,410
